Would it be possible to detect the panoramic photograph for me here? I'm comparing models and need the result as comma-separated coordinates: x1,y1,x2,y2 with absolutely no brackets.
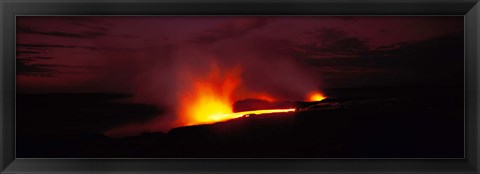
16,16,464,158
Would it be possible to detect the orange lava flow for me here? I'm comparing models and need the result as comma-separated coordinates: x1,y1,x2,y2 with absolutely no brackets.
189,108,296,125
228,108,296,118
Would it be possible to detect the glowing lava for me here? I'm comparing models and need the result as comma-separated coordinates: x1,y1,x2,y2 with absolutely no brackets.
308,92,327,101
228,108,296,118
178,64,298,126
179,70,296,125
189,108,296,125
179,65,240,126
178,64,325,126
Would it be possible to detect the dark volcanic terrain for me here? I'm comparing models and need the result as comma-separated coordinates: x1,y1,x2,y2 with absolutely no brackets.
16,86,464,158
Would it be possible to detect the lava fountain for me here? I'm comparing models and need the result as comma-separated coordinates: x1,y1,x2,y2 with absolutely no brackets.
178,64,302,126
178,64,241,125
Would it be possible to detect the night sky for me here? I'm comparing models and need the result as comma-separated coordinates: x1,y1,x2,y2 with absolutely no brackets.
16,16,464,136
17,16,463,91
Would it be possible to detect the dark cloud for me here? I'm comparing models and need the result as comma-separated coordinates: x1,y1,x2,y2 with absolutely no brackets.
31,56,53,60
16,43,100,76
295,27,370,58
191,17,270,44
23,56,54,60
298,32,464,88
16,50,42,55
17,43,99,51
17,58,97,77
16,43,101,76
307,27,348,43
17,56,54,62
17,26,107,39
17,59,65,77
299,38,369,57
375,32,463,59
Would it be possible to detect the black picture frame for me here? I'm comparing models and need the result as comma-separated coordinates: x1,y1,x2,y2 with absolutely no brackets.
1,0,479,173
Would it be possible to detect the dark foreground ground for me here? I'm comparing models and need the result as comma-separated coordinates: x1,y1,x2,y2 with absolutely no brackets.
16,86,464,158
